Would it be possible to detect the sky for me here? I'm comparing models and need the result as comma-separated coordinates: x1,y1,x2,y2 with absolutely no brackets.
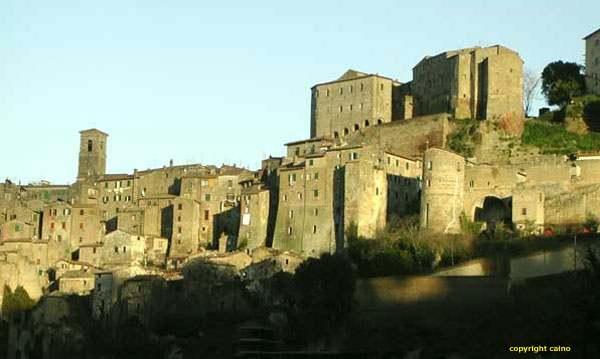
1,0,599,184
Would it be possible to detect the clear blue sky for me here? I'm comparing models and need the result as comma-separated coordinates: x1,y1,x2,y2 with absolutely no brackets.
1,1,598,184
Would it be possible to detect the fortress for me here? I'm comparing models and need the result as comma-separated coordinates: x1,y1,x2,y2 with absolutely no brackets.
2,45,600,354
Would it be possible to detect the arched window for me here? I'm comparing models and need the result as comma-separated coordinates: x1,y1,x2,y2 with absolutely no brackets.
353,124,359,131
87,140,93,152
364,120,370,127
333,132,339,138
343,128,349,135
377,119,383,125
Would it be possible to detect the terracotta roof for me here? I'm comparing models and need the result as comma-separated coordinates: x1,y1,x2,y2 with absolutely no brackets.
311,70,401,89
98,174,133,181
284,136,332,146
384,150,420,161
80,128,108,137
61,270,95,279
583,27,600,40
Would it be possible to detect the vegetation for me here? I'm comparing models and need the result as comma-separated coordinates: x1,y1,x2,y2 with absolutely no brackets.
521,119,600,154
286,254,356,345
447,118,480,157
541,60,586,108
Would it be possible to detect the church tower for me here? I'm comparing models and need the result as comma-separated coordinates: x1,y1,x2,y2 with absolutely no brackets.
77,129,108,181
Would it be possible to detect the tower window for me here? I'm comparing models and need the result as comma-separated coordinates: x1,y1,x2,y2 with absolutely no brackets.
87,140,93,152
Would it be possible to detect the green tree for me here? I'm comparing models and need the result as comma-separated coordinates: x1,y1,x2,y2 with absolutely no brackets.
541,61,585,108
290,254,356,344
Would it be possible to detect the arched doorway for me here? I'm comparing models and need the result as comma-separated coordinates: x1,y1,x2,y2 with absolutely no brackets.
473,196,512,232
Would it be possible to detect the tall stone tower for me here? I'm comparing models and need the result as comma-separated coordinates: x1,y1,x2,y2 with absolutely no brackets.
77,129,108,181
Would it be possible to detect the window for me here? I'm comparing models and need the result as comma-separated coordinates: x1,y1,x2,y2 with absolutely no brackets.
178,226,182,234
354,124,359,131
309,159,314,166
334,131,339,138
122,246,126,253
427,179,431,187
178,203,183,210
80,209,84,215
177,216,181,222
298,192,303,200
289,210,294,219
79,223,84,229
315,90,319,97
469,180,474,188
127,180,131,187
364,119,369,127
312,225,317,234
289,173,297,183
375,187,379,196
114,247,118,253
205,193,212,201
387,157,391,165
349,104,353,111
522,208,527,215
314,172,319,181
360,83,364,91
287,227,293,235
339,87,343,94
283,194,287,201
51,222,55,229
349,85,353,93
64,209,70,215
349,152,358,160
314,189,319,198
343,128,349,135
339,105,343,112
380,84,384,90
57,235,62,241
314,208,319,216
93,247,97,254
116,181,121,188
204,210,209,220
377,119,383,125
457,162,461,171
87,140,93,152
427,161,433,170
62,222,66,229
326,89,329,96
104,182,108,188
15,224,20,232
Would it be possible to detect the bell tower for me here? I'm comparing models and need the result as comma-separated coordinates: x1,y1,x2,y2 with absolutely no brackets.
77,129,108,181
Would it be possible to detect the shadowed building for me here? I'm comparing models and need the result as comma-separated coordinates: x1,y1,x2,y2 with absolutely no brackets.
584,27,600,96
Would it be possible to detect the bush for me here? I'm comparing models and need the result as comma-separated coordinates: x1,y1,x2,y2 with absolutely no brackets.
447,118,480,157
521,120,600,154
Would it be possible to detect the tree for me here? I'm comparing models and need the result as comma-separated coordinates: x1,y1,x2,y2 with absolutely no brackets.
541,61,585,108
523,67,541,117
289,254,356,344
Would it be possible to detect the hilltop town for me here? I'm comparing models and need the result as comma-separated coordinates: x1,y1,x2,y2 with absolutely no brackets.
2,32,600,358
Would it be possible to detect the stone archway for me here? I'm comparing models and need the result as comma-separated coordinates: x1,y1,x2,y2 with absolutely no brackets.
473,196,512,231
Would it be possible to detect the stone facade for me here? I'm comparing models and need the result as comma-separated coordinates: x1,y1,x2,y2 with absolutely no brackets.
411,45,524,125
310,70,401,139
584,27,600,96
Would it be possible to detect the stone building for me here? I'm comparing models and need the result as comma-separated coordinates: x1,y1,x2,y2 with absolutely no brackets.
58,269,95,295
411,45,523,123
420,147,600,234
100,230,146,267
584,27,600,96
310,69,402,139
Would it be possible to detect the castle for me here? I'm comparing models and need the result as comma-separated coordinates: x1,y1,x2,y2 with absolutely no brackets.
3,43,600,357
